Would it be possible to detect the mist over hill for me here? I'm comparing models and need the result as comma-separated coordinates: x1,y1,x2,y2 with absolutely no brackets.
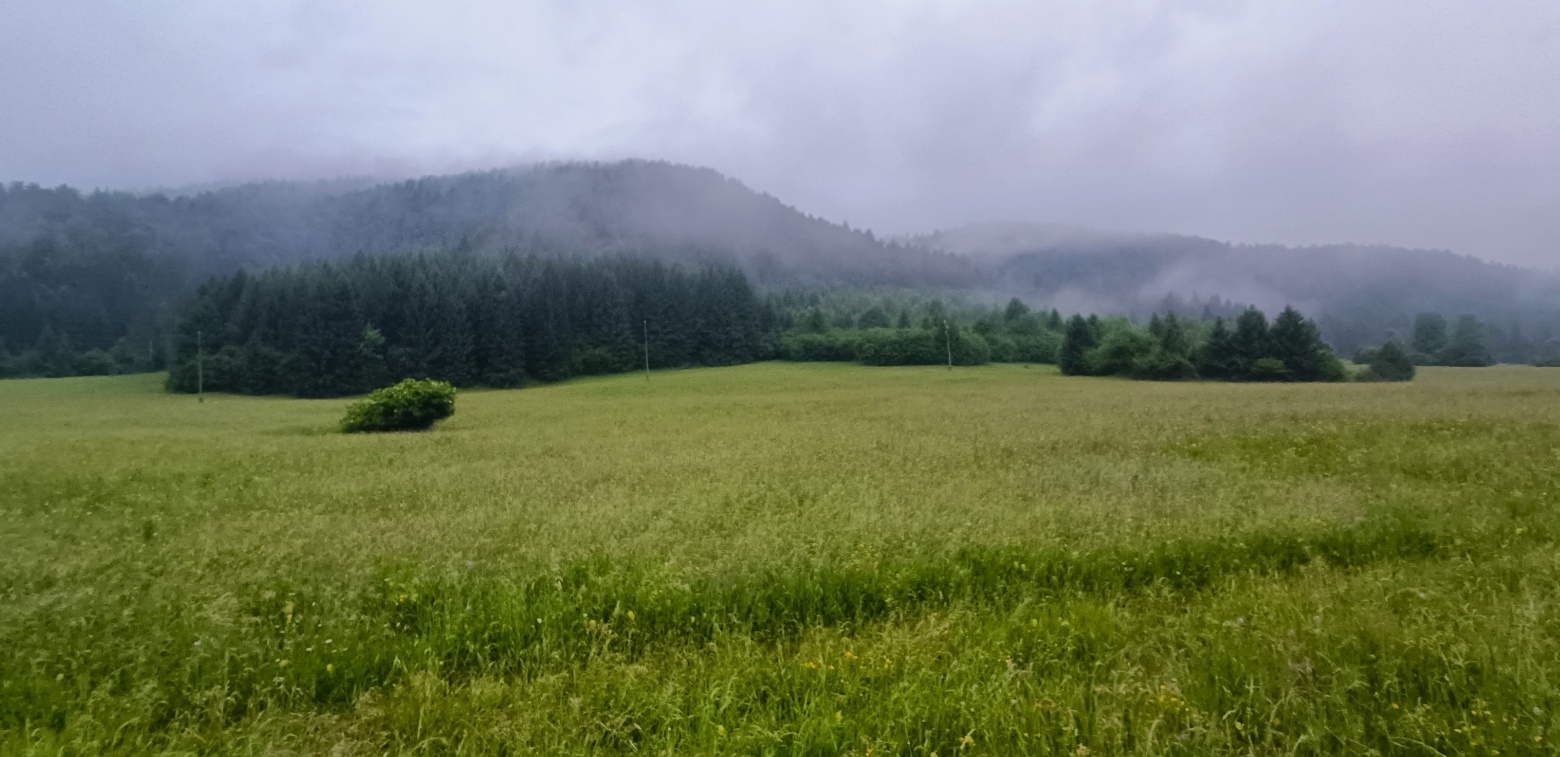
916,223,1560,355
0,161,977,365
2,160,976,283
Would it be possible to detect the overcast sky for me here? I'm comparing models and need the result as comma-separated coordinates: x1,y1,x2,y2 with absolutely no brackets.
1,1,1557,267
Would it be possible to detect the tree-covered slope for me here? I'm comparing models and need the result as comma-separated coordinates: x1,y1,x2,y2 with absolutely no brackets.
6,168,1560,378
919,223,1560,357
2,162,978,283
0,162,978,373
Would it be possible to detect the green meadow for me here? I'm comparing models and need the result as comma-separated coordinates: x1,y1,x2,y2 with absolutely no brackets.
2,364,1559,755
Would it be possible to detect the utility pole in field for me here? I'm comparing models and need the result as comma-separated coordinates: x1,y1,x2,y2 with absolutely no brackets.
643,319,650,381
944,319,952,371
196,330,205,403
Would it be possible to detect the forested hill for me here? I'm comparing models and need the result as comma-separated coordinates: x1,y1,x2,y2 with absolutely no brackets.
0,161,978,371
1,161,976,283
7,162,1560,378
916,223,1560,356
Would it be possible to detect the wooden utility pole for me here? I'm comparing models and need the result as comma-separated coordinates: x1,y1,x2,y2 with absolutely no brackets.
944,319,952,371
196,330,205,403
643,319,650,380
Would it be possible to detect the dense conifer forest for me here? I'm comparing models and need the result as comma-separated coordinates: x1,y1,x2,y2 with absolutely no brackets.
166,253,774,397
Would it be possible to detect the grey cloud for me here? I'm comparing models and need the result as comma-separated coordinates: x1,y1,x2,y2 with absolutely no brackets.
1,0,1556,267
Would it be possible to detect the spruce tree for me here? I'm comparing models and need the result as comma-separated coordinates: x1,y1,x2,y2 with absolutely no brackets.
1158,313,1191,357
1195,317,1238,379
1411,313,1448,360
1230,307,1271,380
1058,315,1097,376
1269,306,1327,381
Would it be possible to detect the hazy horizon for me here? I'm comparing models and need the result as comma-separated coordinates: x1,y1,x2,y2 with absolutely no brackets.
2,1,1557,268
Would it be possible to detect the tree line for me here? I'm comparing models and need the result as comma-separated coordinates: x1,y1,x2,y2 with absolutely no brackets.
1402,313,1495,367
166,252,775,397
1356,311,1560,369
24,240,1465,392
767,293,1065,367
1057,306,1380,382
762,295,1395,382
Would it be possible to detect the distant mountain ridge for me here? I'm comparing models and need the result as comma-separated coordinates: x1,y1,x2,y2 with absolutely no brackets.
1,160,978,285
915,222,1560,354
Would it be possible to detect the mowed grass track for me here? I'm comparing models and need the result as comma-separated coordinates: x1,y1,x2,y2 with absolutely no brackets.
2,364,1559,755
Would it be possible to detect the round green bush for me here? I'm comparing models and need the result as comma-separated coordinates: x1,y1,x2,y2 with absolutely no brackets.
341,379,456,433
1357,340,1416,382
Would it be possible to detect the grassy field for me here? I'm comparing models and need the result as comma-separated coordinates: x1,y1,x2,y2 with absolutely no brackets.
2,363,1559,755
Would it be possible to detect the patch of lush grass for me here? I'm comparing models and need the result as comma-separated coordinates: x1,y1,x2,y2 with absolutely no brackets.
3,364,1559,754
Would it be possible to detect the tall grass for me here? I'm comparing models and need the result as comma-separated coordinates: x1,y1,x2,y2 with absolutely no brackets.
2,365,1558,754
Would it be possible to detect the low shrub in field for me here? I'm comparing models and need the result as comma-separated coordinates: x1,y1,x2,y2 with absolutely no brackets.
341,379,456,433
1356,340,1417,382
